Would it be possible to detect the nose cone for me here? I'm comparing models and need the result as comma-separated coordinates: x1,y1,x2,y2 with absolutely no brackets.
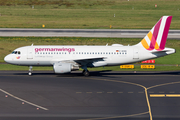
4,54,12,63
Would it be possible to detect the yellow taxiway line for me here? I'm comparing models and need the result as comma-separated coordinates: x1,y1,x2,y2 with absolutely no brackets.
150,94,180,97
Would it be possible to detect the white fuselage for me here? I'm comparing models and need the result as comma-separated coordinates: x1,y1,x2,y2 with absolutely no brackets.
4,44,175,67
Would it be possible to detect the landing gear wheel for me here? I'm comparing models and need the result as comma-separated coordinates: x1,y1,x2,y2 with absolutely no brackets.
28,66,33,76
83,70,89,77
28,72,32,76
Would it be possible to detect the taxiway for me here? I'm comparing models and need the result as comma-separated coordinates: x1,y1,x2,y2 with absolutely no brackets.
0,71,180,120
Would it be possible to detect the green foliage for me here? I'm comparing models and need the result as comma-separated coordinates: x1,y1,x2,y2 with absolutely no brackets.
0,0,180,29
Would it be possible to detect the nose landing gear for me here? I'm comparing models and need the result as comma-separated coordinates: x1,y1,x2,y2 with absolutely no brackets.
28,66,33,76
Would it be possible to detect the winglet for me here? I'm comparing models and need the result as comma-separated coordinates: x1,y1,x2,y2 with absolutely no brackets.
140,16,172,51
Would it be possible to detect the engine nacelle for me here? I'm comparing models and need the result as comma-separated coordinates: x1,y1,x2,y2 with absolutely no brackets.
53,63,72,74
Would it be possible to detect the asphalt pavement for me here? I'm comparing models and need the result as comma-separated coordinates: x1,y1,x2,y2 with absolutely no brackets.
0,28,180,39
0,71,180,120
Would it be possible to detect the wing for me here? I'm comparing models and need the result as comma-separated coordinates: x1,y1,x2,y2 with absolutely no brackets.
51,56,107,67
73,57,107,66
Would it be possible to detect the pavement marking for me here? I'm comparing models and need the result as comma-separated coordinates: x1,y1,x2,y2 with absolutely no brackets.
83,77,152,120
150,94,180,97
0,88,48,110
159,92,164,93
76,92,82,94
150,94,165,97
169,92,175,93
147,81,180,90
166,94,180,97
148,92,154,93
80,111,149,120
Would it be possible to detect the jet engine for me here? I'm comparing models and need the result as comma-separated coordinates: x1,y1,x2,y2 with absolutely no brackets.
53,63,79,74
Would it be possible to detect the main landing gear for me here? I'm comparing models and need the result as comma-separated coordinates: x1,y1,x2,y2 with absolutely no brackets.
82,69,90,76
28,66,33,76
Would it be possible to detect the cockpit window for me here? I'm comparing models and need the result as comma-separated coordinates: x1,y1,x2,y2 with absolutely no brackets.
11,51,15,54
12,51,21,55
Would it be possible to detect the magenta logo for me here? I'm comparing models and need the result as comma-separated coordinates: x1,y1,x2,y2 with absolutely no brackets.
16,56,20,59
35,48,75,53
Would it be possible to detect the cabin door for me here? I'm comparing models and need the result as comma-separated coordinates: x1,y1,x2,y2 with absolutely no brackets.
27,47,33,59
133,48,139,59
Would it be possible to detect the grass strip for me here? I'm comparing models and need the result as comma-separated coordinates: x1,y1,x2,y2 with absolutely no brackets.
0,0,180,29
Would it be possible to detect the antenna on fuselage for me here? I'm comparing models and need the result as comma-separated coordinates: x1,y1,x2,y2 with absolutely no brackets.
31,43,34,46
106,43,108,46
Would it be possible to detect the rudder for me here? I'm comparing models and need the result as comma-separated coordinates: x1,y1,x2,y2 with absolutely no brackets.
140,16,172,51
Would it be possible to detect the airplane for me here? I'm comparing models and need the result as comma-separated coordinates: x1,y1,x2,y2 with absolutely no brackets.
4,16,175,76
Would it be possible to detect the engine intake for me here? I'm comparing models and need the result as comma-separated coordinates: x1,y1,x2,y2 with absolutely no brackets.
53,63,79,74
53,63,71,74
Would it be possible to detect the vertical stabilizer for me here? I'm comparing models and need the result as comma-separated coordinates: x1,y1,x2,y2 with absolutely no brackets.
138,16,172,51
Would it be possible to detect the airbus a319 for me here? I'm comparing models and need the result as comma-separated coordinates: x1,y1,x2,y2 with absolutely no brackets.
4,16,175,76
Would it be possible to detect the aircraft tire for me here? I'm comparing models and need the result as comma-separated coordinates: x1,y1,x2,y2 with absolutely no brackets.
83,70,89,77
28,72,32,76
